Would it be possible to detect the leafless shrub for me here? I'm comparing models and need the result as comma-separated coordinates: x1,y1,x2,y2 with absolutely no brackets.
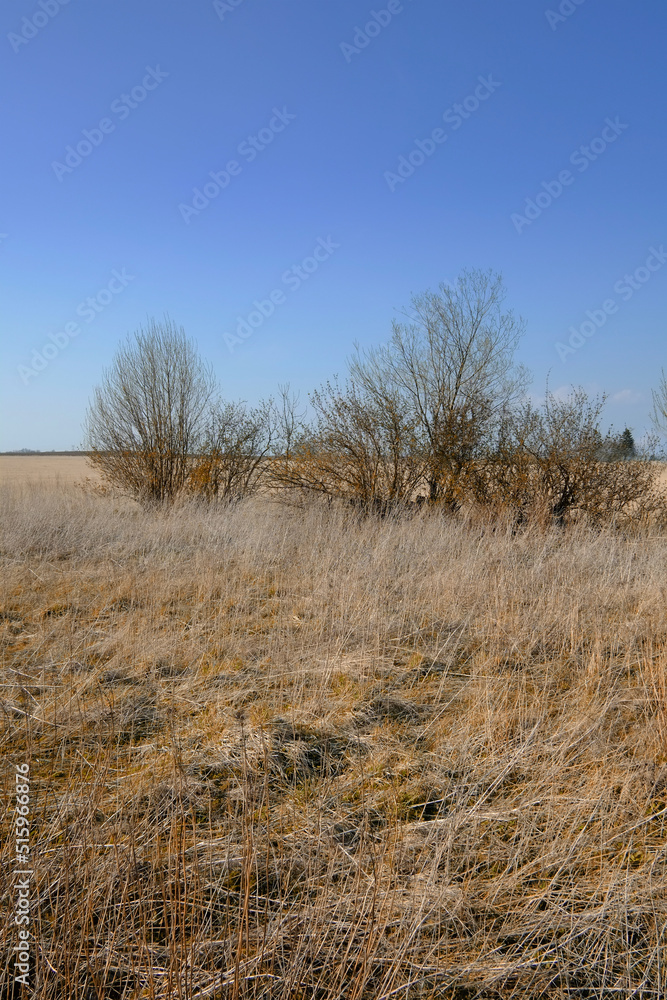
186,398,275,502
351,268,529,507
474,386,667,527
270,377,423,513
84,316,216,507
269,271,529,516
83,289,666,534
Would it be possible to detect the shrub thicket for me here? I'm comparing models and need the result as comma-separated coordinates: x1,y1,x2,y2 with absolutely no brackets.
84,284,667,527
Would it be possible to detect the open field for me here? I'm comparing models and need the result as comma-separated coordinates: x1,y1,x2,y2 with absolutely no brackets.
0,455,98,487
2,481,667,997
3,453,667,493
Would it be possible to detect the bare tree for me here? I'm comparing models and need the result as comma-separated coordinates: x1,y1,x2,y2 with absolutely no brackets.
350,269,528,507
272,384,307,460
479,386,667,527
270,377,423,513
187,398,275,502
84,317,216,506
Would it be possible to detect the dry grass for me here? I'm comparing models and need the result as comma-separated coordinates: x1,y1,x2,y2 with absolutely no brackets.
2,480,667,998
0,455,100,486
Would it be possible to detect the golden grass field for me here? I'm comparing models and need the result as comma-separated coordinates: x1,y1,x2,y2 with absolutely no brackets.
2,456,667,997
0,455,99,485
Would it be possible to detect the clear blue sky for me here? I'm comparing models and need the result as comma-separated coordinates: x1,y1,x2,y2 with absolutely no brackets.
1,0,665,450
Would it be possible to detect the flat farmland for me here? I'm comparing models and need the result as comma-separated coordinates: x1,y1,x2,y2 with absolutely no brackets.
0,454,98,486
4,453,666,491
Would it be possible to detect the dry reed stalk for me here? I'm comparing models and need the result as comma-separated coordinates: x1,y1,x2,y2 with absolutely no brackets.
1,482,667,997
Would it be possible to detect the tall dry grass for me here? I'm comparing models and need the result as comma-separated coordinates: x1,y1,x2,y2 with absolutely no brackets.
2,482,667,998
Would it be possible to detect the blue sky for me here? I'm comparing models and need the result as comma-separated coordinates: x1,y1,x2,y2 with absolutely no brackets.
1,0,665,450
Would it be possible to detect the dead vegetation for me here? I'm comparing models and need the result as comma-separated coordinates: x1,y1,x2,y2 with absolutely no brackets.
82,295,667,531
2,482,667,997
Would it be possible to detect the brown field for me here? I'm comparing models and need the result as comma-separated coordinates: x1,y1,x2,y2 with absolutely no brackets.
0,454,98,487
3,453,667,490
2,472,667,997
